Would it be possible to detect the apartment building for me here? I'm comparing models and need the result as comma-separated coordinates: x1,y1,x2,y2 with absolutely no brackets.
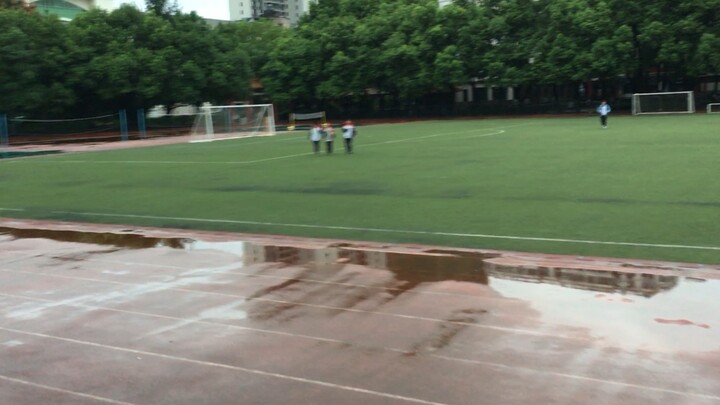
229,0,316,27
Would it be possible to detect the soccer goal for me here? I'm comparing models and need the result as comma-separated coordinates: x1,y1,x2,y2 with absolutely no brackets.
287,111,326,130
190,104,276,143
707,103,720,113
631,91,695,115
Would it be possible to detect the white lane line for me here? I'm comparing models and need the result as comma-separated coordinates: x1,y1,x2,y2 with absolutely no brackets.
0,374,136,405
52,211,720,252
0,268,568,339
0,292,397,349
1,306,716,402
431,354,720,402
0,326,449,405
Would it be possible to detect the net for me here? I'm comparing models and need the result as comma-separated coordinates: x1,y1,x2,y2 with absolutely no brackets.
191,104,276,143
5,112,124,145
288,111,326,130
631,91,695,115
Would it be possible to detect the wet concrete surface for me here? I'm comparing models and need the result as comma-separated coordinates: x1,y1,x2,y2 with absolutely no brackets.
1,218,719,404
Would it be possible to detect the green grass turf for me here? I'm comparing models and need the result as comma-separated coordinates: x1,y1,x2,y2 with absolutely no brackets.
1,115,719,263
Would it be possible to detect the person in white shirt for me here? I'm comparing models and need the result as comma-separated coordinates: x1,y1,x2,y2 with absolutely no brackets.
309,124,323,154
341,120,357,153
323,123,335,154
596,100,611,128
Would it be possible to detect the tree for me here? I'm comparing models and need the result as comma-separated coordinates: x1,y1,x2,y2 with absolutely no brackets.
67,6,168,113
144,0,179,19
0,0,34,12
0,10,74,116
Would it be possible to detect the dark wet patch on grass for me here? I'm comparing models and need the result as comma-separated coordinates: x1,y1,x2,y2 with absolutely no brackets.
505,196,720,208
213,183,388,196
577,198,720,208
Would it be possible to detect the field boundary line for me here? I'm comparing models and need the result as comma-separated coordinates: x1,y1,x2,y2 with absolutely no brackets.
358,121,537,148
50,211,720,251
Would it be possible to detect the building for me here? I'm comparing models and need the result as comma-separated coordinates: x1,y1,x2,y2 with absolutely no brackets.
229,0,316,27
29,0,111,21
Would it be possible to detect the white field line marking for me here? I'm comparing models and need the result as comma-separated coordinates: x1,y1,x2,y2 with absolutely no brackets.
0,326,449,405
0,267,565,339
0,374,136,405
0,292,396,349
193,133,304,147
1,310,715,402
9,123,529,165
52,211,720,252
429,355,720,402
0,208,24,211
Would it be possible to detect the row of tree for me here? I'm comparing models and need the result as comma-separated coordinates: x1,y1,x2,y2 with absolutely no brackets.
0,4,285,117
1,0,719,118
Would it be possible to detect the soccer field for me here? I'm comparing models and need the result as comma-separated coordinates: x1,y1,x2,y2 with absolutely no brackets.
1,115,718,263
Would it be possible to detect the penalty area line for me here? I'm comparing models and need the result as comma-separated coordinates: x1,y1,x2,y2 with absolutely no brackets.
51,211,720,252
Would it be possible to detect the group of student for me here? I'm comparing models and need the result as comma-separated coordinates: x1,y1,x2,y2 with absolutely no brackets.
309,121,357,155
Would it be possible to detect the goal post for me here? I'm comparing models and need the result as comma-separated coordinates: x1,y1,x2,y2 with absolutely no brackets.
287,111,326,131
190,104,276,143
707,103,720,113
631,91,695,115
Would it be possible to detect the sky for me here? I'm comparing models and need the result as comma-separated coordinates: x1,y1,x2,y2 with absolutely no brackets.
113,0,230,20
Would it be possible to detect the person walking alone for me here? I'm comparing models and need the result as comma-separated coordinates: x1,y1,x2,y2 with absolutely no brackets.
309,123,323,154
323,123,335,154
342,120,357,153
597,100,611,128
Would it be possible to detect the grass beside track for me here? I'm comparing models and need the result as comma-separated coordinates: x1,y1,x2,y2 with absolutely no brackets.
1,115,719,264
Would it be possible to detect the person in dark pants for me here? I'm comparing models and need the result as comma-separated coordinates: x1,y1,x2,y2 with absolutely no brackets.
341,120,357,153
323,123,335,154
596,100,611,128
309,123,322,154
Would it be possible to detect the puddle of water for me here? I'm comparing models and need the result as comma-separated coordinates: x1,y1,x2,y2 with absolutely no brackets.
0,226,704,296
239,243,490,286
0,227,190,249
485,262,679,298
491,275,720,351
3,226,718,351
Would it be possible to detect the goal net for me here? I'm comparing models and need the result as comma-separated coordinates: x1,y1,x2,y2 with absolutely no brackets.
5,112,124,145
631,91,695,115
190,104,276,143
287,111,326,130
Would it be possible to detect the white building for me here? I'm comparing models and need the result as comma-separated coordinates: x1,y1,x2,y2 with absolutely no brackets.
229,0,316,27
